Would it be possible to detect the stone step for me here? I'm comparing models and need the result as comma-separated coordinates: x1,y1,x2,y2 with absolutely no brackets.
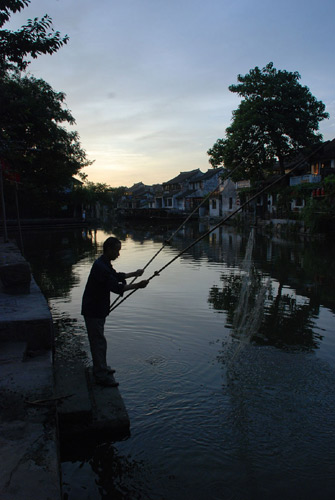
87,368,130,435
54,361,130,443
0,278,53,349
54,359,92,424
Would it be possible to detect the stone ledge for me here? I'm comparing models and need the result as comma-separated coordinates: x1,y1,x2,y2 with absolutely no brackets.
0,241,31,295
0,342,61,500
55,363,130,444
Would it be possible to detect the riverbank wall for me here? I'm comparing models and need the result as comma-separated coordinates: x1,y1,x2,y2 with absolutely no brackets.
0,238,60,499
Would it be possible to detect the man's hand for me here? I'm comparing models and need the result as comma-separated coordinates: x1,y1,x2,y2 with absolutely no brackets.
124,279,149,292
136,280,149,289
124,269,145,280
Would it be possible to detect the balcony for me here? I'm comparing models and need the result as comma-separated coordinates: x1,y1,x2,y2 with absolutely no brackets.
289,174,321,186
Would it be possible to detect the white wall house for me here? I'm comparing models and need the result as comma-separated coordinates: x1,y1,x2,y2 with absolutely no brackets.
156,169,203,211
221,178,239,217
188,168,224,217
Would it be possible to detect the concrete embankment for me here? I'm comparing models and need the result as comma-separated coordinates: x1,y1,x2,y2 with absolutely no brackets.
0,238,130,499
0,239,60,499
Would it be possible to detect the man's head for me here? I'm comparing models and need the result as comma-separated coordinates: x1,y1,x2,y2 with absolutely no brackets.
103,237,121,261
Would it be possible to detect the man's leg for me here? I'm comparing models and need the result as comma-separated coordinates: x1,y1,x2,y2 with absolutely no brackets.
84,316,108,379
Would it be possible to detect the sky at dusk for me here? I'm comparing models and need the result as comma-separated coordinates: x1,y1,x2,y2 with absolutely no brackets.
7,0,335,187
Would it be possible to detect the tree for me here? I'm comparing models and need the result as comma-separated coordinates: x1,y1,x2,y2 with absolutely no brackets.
208,63,329,181
71,183,127,213
0,0,69,74
0,1,92,217
0,73,91,188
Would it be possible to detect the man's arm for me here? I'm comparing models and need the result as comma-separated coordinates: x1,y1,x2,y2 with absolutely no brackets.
124,279,149,291
122,269,148,291
124,269,144,279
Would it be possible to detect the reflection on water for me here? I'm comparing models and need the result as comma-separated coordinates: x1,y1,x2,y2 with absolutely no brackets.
18,222,335,500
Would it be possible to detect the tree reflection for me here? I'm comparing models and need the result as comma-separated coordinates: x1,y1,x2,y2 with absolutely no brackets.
62,441,153,500
209,273,322,351
62,443,155,500
89,443,152,500
20,228,98,300
261,286,321,349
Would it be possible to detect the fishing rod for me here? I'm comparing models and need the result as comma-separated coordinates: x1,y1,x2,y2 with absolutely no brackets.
109,145,262,311
110,143,323,313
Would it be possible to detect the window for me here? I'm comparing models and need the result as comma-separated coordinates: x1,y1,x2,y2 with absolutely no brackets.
212,200,217,209
229,197,233,209
311,163,319,175
167,198,172,207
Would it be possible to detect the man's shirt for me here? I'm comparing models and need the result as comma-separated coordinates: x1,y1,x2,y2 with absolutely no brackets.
81,255,126,318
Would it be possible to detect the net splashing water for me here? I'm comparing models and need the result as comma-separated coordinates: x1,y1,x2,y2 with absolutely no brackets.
230,230,270,362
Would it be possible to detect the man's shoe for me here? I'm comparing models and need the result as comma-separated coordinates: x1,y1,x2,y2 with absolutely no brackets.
95,374,119,387
107,366,116,375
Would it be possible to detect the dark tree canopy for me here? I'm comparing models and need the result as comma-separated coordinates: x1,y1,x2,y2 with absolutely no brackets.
0,1,88,189
208,62,329,181
0,0,69,73
0,0,92,217
0,73,91,189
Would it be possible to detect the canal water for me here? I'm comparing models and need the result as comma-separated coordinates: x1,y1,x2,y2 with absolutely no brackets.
20,222,335,500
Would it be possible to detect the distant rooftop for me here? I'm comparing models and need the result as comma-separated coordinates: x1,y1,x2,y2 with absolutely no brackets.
163,169,202,185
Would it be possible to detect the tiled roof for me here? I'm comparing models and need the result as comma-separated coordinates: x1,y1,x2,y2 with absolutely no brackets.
163,169,202,185
197,167,224,181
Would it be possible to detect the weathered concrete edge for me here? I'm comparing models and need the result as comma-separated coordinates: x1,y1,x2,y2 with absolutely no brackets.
57,366,130,443
0,240,61,499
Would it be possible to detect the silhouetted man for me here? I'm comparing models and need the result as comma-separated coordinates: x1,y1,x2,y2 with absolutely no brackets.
82,236,148,386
